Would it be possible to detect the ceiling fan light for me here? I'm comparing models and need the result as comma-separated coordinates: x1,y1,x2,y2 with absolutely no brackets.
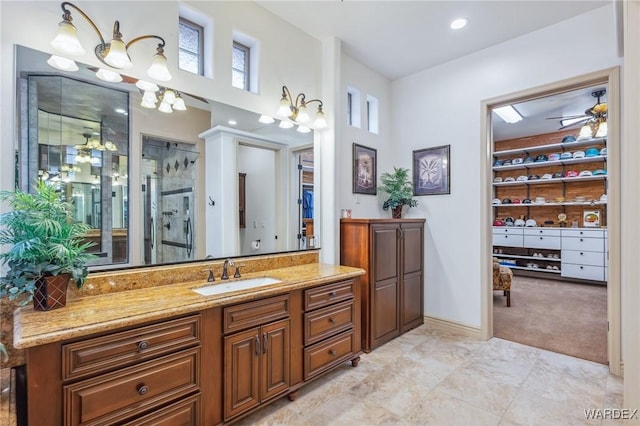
46,55,79,72
578,123,594,140
158,101,173,113
595,121,608,138
173,95,187,111
162,89,176,105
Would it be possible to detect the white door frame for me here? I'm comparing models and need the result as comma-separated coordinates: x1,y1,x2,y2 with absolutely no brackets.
480,67,621,375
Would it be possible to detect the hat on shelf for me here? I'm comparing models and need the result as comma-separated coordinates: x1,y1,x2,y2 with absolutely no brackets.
565,170,579,177
516,175,528,182
514,218,526,226
579,170,593,177
528,174,540,180
512,158,524,165
524,156,536,164
548,153,561,161
522,198,532,204
504,176,516,182
502,198,512,204
593,169,607,176
585,147,600,157
493,176,503,183
493,159,504,167
493,219,505,226
573,150,586,159
562,135,577,143
600,147,607,156
525,218,537,227
535,154,548,162
560,152,573,160
541,173,553,179
504,217,515,226
552,172,564,178
503,158,513,166
493,198,502,205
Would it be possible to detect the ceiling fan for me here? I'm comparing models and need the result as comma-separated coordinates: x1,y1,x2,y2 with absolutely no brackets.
547,89,607,130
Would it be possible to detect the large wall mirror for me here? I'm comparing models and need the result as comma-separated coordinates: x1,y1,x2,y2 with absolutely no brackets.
15,45,316,270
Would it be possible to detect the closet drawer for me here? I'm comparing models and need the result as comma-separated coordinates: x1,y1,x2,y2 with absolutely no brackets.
561,250,605,267
562,229,605,238
492,227,523,236
523,228,561,237
523,235,561,250
562,236,604,252
561,264,605,281
492,234,523,248
304,300,354,346
304,280,354,311
62,315,201,380
64,348,199,426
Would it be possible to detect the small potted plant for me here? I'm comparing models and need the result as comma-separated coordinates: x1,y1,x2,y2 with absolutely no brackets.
379,166,418,218
0,181,95,310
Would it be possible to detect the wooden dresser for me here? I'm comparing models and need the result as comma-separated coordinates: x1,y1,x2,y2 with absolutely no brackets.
340,218,425,352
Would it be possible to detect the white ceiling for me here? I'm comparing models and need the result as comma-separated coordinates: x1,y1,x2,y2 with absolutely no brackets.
257,0,613,139
257,0,610,81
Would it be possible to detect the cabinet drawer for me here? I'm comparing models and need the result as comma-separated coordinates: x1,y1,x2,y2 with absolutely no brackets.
223,294,289,334
304,280,354,311
523,228,561,237
64,348,200,426
492,234,523,248
304,300,354,346
122,394,200,426
562,250,605,267
562,229,605,238
562,236,604,252
304,330,354,381
561,264,605,281
62,315,201,381
524,235,561,250
492,227,524,236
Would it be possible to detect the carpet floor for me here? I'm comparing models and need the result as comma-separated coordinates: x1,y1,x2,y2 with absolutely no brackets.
493,275,608,365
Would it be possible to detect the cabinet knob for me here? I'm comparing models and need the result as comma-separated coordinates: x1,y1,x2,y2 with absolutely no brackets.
580,231,584,235
580,266,584,270
580,238,584,242
504,235,508,238
138,341,148,351
539,237,543,240
329,291,337,297
329,317,336,324
137,385,149,396
580,252,584,256
329,349,337,356
539,230,543,234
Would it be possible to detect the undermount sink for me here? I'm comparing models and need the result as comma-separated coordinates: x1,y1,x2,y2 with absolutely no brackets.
192,277,282,296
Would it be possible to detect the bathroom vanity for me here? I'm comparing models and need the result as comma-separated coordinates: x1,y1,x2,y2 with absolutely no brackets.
13,254,364,425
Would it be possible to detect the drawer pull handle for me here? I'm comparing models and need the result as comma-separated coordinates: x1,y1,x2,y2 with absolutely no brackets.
329,291,337,297
263,333,268,354
329,317,336,324
329,349,337,356
137,385,149,396
539,230,543,233
255,336,261,356
138,341,148,351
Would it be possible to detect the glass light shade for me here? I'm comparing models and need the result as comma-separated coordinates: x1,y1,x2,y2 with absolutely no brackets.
173,96,187,111
162,89,176,105
142,90,158,103
141,98,157,109
90,156,100,165
296,104,310,123
296,125,311,134
314,110,328,129
578,123,594,140
277,97,291,117
51,21,85,56
158,101,173,113
136,80,159,92
96,68,123,83
103,38,133,69
595,121,608,138
279,120,294,129
46,55,79,72
104,141,118,151
259,115,275,124
147,51,172,81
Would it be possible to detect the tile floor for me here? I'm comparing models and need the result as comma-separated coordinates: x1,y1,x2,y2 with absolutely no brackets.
1,325,624,426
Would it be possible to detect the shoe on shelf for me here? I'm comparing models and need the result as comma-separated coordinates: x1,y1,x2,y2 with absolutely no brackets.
546,265,553,270
552,265,560,270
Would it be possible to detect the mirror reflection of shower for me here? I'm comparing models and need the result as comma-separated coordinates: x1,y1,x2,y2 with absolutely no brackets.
142,136,199,265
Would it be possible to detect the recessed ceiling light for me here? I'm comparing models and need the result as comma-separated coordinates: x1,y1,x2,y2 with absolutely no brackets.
228,120,237,126
450,18,469,30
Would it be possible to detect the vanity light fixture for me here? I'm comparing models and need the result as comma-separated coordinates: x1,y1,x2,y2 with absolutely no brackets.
278,120,294,129
277,85,327,129
46,55,79,72
259,115,275,124
95,68,123,83
140,87,187,113
49,2,172,81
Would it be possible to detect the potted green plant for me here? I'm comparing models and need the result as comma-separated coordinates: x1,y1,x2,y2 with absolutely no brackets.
379,166,418,218
0,181,95,310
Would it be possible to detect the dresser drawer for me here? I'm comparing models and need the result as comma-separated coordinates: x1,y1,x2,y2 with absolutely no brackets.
123,394,200,426
62,315,201,381
223,294,289,334
523,235,561,250
64,348,200,426
492,227,524,236
304,300,354,346
304,330,354,381
562,236,605,252
561,264,605,281
492,234,523,248
523,228,561,237
562,250,605,267
304,280,354,311
561,228,605,238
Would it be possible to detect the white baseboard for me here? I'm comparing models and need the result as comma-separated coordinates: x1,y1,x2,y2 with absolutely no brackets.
424,315,485,340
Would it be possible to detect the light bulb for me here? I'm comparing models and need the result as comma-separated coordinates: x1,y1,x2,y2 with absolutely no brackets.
158,101,172,113
162,89,176,105
173,96,187,111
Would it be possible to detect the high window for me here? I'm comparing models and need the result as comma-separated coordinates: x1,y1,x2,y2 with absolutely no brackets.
178,17,204,75
346,86,361,128
367,95,379,134
232,41,250,90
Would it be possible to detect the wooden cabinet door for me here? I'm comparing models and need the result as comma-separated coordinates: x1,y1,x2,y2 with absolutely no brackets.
370,225,400,348
401,223,424,331
260,319,290,401
224,328,259,420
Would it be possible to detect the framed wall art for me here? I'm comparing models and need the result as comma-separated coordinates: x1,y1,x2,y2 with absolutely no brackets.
352,143,377,195
413,144,450,195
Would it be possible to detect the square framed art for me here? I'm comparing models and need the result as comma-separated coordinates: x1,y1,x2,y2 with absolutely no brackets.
413,144,450,195
352,143,377,195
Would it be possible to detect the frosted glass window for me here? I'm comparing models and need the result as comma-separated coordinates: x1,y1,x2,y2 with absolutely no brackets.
179,18,203,75
232,42,250,90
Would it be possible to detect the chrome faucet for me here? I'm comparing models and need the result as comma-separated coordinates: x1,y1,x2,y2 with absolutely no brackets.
221,258,234,280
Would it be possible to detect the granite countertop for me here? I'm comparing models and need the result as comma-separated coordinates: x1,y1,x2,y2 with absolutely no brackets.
13,263,365,349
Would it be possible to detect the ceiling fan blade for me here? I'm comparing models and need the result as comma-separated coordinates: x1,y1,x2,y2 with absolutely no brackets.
558,118,590,130
546,114,589,120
